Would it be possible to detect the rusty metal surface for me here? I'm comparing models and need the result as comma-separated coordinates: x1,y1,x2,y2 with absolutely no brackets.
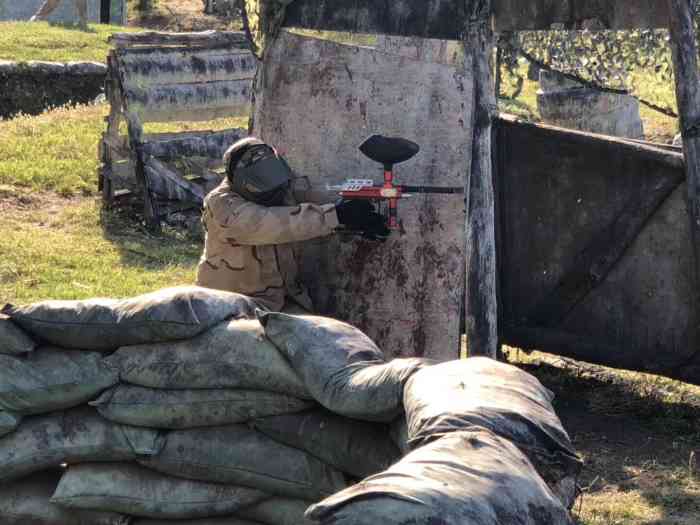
252,31,473,361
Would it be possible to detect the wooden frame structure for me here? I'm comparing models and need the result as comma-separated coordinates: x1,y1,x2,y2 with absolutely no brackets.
236,0,700,372
99,30,256,230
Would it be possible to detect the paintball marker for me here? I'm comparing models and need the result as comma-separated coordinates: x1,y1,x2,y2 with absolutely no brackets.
329,135,464,231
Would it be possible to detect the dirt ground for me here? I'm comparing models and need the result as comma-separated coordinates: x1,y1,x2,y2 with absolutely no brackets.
512,352,699,524
128,0,240,31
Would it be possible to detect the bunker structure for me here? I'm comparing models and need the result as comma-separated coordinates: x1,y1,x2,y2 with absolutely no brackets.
104,0,700,388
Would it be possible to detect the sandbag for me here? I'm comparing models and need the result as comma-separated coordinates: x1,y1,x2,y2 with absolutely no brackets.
403,357,582,508
258,312,430,421
0,470,129,525
140,424,347,500
0,410,21,437
238,497,315,525
52,463,269,520
0,347,119,415
253,409,399,478
133,519,262,525
106,319,309,398
389,416,409,456
2,286,257,350
0,313,36,355
307,429,574,525
0,406,164,482
92,384,314,429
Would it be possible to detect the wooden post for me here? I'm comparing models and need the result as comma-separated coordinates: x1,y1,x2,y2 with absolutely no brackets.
463,1,498,358
667,0,700,326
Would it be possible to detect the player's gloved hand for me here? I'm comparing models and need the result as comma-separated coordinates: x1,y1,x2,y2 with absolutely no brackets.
361,213,390,241
335,199,389,241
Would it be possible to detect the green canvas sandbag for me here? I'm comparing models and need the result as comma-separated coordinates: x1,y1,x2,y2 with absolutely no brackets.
258,312,431,422
389,416,409,456
0,411,21,437
52,463,269,520
133,519,262,525
0,347,119,415
253,409,400,478
139,424,347,500
0,406,164,483
106,318,309,398
238,497,315,525
92,384,314,429
307,429,574,525
403,357,583,509
2,286,258,351
0,470,129,525
0,313,36,355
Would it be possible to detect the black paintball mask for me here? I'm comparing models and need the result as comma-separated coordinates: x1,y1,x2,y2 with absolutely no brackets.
225,138,293,207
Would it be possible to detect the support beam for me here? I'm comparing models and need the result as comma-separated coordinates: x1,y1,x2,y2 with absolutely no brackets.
463,2,498,358
667,0,700,331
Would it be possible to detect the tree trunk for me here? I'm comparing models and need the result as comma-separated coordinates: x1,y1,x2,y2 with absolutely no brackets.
667,0,700,364
463,0,499,359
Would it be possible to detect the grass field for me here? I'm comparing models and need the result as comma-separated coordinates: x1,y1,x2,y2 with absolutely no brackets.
0,18,698,525
0,21,136,62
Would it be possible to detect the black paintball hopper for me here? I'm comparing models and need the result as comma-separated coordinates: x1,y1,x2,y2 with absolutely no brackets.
359,135,420,168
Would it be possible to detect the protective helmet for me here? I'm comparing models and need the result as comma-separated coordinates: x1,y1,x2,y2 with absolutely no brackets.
223,137,292,206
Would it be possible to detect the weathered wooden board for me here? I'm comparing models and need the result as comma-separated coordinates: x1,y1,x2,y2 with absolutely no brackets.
110,30,248,48
281,0,670,37
145,157,205,204
252,31,474,361
123,79,252,123
496,116,700,385
117,48,257,87
493,0,670,30
283,0,468,40
140,128,247,161
375,36,463,66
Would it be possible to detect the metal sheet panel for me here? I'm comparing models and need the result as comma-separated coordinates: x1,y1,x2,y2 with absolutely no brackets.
496,116,698,384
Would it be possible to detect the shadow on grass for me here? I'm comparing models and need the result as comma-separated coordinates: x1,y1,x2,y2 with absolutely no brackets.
511,355,700,524
99,201,202,271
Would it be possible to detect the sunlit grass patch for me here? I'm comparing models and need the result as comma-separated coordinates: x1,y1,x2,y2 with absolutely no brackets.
0,21,137,63
0,198,199,304
0,102,248,196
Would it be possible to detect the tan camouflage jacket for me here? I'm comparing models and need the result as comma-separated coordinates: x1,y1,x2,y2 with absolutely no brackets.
196,179,339,312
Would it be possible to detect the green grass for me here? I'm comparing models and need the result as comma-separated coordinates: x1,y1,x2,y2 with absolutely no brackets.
0,100,246,304
0,194,200,304
0,104,105,195
0,102,247,196
0,21,138,63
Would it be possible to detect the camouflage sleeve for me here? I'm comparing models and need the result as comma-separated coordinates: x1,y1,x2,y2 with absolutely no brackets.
212,199,339,245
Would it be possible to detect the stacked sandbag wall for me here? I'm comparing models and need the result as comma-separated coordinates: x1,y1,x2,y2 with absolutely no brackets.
1,286,582,525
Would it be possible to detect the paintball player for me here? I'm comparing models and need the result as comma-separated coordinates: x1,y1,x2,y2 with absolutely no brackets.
196,137,388,312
